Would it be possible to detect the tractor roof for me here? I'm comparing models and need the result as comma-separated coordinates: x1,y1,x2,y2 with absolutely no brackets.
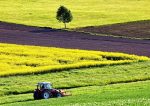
37,82,52,85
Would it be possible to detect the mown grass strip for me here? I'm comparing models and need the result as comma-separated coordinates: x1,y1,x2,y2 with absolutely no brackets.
1,80,150,106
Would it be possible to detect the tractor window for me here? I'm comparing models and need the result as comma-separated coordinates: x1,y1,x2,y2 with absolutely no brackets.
38,83,52,89
39,84,44,89
46,84,52,89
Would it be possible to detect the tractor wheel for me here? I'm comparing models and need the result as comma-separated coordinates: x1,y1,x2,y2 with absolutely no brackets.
57,92,62,98
34,91,39,100
42,91,51,99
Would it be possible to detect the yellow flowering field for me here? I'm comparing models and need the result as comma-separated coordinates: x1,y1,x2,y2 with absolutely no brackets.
0,43,149,77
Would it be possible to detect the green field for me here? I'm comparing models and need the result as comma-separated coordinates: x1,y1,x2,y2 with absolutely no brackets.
1,60,150,96
0,43,150,105
1,80,150,106
1,61,150,106
0,0,150,28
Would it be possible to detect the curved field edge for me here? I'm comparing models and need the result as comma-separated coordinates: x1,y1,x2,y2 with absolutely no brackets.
0,43,149,77
1,80,150,106
0,0,150,28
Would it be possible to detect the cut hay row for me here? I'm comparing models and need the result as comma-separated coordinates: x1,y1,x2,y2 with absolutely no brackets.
0,43,149,77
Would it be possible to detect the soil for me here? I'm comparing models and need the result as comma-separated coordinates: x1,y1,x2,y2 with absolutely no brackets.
0,21,150,57
76,20,150,39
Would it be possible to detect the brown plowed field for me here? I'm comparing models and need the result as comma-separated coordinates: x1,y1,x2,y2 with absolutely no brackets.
0,21,150,57
76,20,150,39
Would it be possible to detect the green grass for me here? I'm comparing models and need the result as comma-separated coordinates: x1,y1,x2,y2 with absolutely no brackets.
0,0,150,28
0,61,150,96
1,80,150,106
1,43,148,77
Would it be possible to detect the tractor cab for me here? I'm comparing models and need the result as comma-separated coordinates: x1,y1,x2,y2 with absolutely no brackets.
37,82,52,90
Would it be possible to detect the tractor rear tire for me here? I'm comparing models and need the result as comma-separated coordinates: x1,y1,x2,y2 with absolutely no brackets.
34,91,39,100
42,91,51,99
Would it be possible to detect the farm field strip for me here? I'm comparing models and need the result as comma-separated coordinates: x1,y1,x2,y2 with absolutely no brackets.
1,80,150,106
0,0,150,28
1,60,150,96
0,43,149,77
75,20,150,39
1,21,150,57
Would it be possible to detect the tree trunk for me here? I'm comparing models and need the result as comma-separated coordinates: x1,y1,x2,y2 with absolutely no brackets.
64,23,66,29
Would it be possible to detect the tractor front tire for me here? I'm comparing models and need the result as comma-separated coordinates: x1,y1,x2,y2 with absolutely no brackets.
42,91,51,99
56,92,62,98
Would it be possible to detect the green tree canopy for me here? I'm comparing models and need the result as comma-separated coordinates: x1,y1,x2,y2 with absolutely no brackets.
56,6,73,28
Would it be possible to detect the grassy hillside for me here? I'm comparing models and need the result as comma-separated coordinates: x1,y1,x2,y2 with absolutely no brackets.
0,0,150,28
0,43,148,77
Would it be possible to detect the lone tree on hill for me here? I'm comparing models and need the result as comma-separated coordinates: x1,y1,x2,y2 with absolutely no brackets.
56,6,73,29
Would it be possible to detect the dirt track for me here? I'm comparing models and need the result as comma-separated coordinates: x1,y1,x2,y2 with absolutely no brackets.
0,21,150,57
